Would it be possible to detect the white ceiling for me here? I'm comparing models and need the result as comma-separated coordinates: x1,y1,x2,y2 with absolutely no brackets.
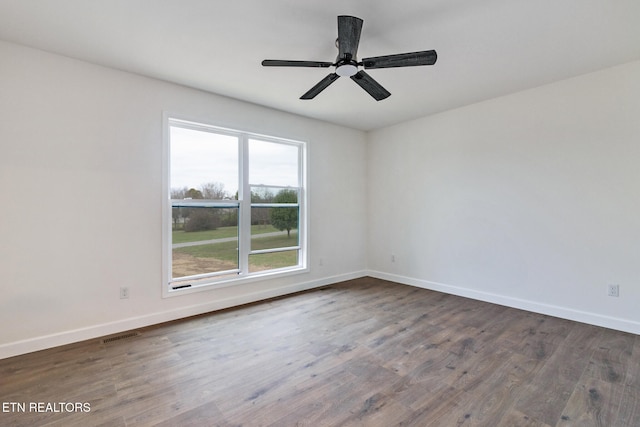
1,0,639,131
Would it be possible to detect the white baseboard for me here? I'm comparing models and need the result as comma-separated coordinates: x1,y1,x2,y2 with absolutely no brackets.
5,269,635,360
0,271,367,360
368,270,640,335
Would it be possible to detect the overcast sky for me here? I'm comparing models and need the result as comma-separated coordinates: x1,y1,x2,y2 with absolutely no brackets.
170,126,299,198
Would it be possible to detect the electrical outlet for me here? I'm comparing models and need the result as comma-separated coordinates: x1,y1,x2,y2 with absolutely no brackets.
120,287,129,299
607,284,619,297
391,254,396,263
319,257,324,266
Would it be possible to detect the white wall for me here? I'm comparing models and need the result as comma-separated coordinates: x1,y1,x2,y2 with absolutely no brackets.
368,60,640,333
0,40,368,358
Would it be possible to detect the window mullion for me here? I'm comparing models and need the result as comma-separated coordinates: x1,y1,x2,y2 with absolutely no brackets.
298,143,307,270
238,134,251,276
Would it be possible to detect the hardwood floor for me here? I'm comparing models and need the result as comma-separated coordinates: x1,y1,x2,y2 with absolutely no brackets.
1,277,639,426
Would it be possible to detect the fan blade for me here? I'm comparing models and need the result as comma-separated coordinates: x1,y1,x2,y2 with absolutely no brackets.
262,60,333,68
350,71,391,101
362,50,437,69
337,15,363,60
300,73,340,99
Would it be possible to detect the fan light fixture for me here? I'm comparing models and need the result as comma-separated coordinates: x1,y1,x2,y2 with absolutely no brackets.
336,64,358,77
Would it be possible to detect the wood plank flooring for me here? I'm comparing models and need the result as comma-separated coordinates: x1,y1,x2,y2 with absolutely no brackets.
1,277,639,426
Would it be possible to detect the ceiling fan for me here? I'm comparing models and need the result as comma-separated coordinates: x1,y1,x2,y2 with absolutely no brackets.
262,15,437,101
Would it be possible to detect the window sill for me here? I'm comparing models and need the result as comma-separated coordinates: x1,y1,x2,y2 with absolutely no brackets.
162,265,309,298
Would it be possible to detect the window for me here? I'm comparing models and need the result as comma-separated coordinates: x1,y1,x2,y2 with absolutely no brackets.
163,117,306,293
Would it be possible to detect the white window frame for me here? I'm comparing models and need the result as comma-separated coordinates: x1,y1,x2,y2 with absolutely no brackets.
162,114,308,297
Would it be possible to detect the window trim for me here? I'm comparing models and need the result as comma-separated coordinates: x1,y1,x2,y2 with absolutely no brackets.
162,113,308,297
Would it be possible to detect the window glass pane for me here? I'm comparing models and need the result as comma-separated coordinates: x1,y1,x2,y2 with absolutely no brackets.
170,126,238,200
171,207,238,279
249,250,299,273
251,206,299,250
250,186,299,203
249,139,299,187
